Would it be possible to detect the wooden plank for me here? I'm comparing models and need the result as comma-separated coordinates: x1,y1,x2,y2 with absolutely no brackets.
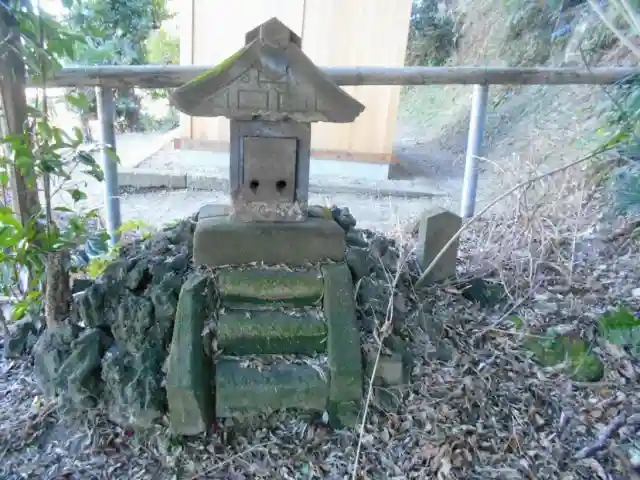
178,0,195,139
302,0,412,157
173,137,401,164
29,65,640,88
190,0,305,144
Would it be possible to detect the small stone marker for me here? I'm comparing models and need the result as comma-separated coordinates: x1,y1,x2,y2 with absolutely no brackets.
416,207,461,284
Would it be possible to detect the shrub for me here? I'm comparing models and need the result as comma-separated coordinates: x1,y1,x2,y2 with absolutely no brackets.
590,0,640,215
500,0,561,66
406,0,462,66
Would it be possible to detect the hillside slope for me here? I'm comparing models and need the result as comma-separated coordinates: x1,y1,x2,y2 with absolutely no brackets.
393,0,628,211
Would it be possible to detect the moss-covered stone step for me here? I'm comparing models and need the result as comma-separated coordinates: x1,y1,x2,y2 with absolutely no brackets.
165,273,216,435
218,309,327,355
216,358,329,417
322,263,363,428
216,268,323,307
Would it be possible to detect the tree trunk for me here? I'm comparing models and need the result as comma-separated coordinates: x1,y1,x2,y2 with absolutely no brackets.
0,2,70,329
0,2,41,225
44,250,71,326
80,114,94,143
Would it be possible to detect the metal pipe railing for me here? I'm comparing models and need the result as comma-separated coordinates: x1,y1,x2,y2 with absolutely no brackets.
27,65,640,88
39,65,638,238
95,87,121,246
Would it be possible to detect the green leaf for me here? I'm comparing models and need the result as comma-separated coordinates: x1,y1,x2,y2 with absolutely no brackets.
598,307,640,354
15,156,35,175
54,206,75,213
104,147,120,163
65,93,91,111
67,189,88,202
11,300,29,321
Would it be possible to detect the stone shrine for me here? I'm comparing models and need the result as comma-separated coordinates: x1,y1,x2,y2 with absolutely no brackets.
23,17,459,440
171,17,364,224
166,17,366,433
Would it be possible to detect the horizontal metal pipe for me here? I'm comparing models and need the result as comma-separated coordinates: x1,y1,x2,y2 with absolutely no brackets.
27,65,640,88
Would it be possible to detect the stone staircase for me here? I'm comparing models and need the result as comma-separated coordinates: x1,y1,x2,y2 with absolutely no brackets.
166,262,363,434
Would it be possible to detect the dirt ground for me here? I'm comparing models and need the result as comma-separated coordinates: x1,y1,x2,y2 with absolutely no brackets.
45,69,605,235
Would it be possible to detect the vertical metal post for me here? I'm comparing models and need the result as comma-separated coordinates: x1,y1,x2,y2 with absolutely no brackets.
95,87,121,246
460,84,489,219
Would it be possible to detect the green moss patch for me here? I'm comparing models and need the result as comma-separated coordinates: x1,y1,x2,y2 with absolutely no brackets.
524,332,604,382
216,268,324,307
217,309,327,355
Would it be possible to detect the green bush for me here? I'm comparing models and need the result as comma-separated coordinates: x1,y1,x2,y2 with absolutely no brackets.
602,76,640,215
500,1,561,66
146,27,179,65
406,0,461,66
594,0,640,215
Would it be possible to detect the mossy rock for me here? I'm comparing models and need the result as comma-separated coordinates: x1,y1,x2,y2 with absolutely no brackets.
524,333,604,382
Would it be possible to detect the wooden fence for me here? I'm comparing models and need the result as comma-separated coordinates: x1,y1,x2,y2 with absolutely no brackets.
29,65,640,242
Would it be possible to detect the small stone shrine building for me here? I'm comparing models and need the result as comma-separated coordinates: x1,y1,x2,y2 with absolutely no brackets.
171,16,365,267
166,17,366,432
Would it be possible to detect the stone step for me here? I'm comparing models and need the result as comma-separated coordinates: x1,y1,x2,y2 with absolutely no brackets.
194,216,346,268
216,358,329,417
217,309,327,355
216,267,324,307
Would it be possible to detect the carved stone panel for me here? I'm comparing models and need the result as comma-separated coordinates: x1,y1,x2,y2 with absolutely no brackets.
242,136,297,203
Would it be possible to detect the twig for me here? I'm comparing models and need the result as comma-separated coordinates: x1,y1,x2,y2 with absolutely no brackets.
574,412,628,459
414,152,609,290
471,278,544,341
193,440,275,478
612,445,640,480
350,244,414,479
587,0,640,58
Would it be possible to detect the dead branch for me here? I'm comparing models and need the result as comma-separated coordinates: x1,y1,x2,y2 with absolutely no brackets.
574,412,628,460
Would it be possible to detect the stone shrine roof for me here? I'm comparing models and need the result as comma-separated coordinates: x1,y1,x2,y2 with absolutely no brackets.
170,17,365,123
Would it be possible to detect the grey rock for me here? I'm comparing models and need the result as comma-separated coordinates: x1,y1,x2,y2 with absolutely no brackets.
145,232,173,256
111,293,156,354
125,257,151,291
57,328,112,409
166,219,195,249
101,259,129,284
364,349,408,387
33,323,83,398
415,207,461,284
346,229,368,248
149,258,174,285
165,273,216,435
4,315,43,358
75,280,119,328
71,278,94,295
331,206,357,232
345,246,375,281
358,276,390,317
168,253,189,274
307,205,331,219
101,344,165,428
150,273,183,329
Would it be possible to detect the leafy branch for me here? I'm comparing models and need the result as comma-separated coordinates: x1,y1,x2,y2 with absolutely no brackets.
0,0,105,327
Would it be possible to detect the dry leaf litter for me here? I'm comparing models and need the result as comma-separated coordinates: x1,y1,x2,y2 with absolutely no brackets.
1,195,640,480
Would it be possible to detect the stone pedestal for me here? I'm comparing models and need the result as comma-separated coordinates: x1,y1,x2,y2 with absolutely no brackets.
193,213,347,267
